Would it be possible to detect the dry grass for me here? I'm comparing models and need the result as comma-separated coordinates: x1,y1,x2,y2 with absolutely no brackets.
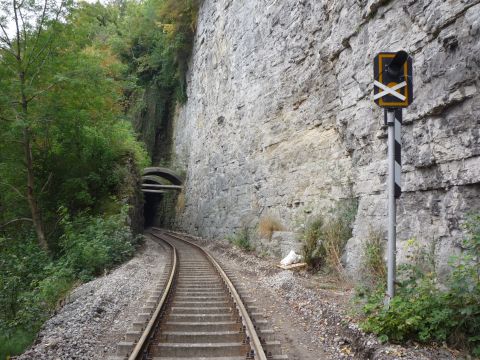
301,200,357,277
361,228,386,287
322,217,351,277
258,216,285,240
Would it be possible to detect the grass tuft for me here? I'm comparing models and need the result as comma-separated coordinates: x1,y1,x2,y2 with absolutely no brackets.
0,329,38,359
227,227,253,251
302,217,324,269
301,198,358,275
258,216,285,240
322,217,352,276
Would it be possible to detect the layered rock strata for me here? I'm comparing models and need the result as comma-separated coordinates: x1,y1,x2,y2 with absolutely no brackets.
172,0,480,277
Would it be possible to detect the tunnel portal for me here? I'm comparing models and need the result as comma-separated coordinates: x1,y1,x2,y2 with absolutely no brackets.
141,167,183,228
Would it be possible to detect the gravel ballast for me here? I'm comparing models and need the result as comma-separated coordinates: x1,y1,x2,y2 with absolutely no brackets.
14,231,463,359
17,236,166,360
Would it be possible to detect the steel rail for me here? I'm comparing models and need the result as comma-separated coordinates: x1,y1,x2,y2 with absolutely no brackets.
128,234,177,360
154,228,268,360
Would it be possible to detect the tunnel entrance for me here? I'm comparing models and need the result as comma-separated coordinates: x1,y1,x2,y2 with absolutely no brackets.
143,193,163,227
141,167,183,229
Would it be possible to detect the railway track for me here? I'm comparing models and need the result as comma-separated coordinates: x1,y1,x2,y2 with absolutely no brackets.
109,229,287,360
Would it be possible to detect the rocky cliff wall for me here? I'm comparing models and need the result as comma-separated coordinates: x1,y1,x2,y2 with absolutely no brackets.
172,0,480,277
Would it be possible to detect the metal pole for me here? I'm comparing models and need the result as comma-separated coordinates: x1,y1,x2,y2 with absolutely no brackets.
386,109,396,302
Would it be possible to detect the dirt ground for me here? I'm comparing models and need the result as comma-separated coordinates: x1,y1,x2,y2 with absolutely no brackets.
185,233,463,360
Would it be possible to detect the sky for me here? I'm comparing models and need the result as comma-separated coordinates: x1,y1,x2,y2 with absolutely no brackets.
0,0,106,39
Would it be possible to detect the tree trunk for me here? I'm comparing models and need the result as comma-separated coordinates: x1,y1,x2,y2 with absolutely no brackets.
20,70,48,252
24,126,48,252
11,0,49,252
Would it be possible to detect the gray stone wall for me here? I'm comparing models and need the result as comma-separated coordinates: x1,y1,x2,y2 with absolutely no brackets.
172,0,480,277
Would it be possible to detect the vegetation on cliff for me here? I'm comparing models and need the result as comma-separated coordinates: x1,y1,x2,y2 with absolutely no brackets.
111,0,200,158
0,0,201,356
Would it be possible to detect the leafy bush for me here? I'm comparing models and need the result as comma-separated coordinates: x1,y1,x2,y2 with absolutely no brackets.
258,216,285,240
0,235,50,321
60,207,136,280
360,273,454,343
358,214,480,356
35,263,75,309
0,206,139,357
0,267,75,358
0,235,74,358
227,227,253,251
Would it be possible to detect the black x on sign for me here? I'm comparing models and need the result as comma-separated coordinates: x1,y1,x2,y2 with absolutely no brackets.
373,51,413,108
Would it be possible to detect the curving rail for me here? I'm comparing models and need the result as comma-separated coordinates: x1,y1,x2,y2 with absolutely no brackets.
119,228,272,360
162,230,268,360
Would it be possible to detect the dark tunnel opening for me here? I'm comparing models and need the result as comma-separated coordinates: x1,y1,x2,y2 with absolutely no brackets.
143,191,178,229
143,193,163,228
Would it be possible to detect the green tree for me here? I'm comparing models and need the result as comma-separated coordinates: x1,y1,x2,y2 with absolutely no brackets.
1,1,149,355
0,0,148,251
0,0,70,251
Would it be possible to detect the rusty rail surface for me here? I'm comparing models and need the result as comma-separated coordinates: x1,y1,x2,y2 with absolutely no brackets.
128,234,177,360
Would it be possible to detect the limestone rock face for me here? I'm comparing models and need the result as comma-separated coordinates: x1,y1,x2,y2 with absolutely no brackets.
172,0,480,277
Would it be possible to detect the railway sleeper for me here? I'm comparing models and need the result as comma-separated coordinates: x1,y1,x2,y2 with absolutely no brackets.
111,231,289,360
149,342,251,357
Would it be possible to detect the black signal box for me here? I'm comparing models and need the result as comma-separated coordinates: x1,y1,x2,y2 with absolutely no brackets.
373,51,413,108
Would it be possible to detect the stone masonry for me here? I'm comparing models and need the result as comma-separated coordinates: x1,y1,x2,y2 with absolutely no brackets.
171,0,480,278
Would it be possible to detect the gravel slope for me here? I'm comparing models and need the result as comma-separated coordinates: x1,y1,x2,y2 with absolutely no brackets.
17,236,166,360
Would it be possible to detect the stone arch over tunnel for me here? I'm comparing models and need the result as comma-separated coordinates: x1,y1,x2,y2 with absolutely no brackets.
141,167,183,228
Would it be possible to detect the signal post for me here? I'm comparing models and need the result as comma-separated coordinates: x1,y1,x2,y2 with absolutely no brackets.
373,50,413,302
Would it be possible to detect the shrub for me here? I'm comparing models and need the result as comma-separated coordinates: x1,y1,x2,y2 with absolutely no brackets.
258,216,285,240
446,214,480,353
360,273,454,343
60,206,136,280
36,263,75,309
358,214,480,356
0,235,50,324
301,217,324,268
301,198,358,273
0,235,74,358
0,205,139,358
227,227,252,251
